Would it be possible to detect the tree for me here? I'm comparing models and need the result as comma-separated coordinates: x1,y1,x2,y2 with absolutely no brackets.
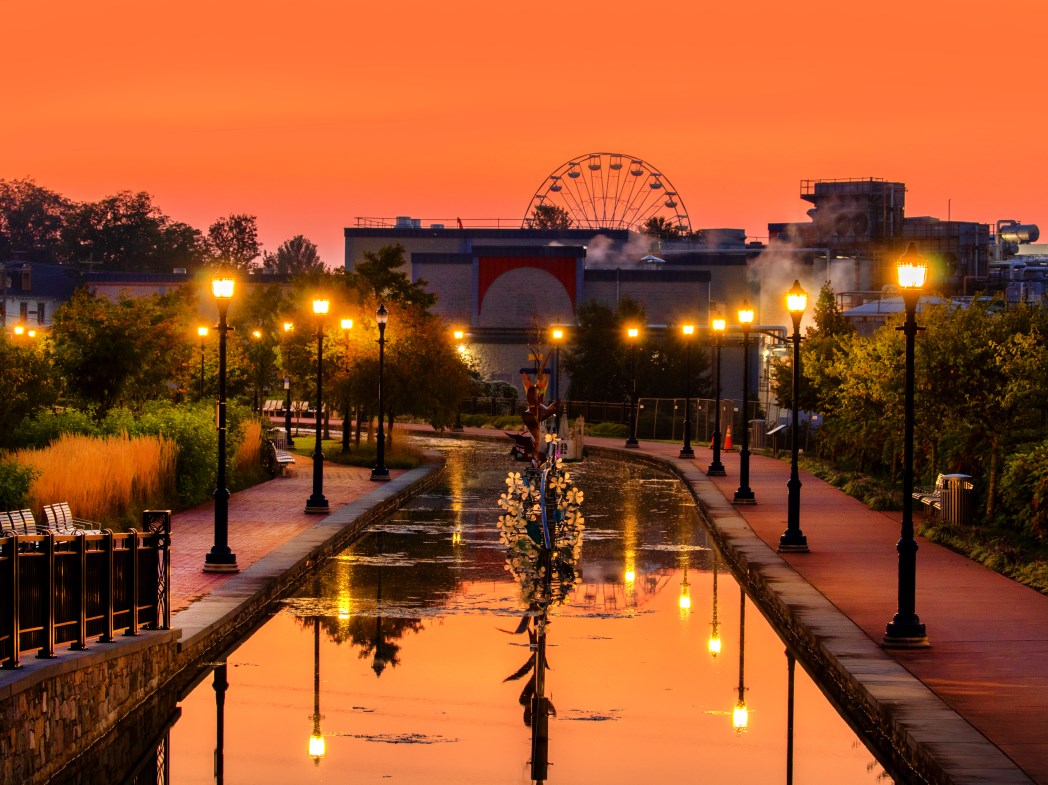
0,334,57,448
206,213,261,271
643,216,682,241
261,235,325,275
347,244,436,309
62,191,205,272
526,204,573,230
0,178,71,262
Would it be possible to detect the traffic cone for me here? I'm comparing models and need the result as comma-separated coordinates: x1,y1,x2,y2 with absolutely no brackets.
724,424,733,450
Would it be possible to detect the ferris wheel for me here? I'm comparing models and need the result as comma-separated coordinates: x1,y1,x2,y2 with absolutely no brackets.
523,152,691,233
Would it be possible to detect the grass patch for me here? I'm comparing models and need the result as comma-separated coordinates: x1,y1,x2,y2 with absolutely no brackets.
291,436,425,470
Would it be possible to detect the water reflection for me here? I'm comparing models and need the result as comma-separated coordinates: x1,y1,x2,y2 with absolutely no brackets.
69,437,896,784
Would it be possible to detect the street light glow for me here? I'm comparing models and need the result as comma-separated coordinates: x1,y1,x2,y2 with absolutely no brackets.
738,302,754,324
786,280,807,314
682,324,695,336
283,321,294,332
211,277,235,299
251,329,262,339
552,328,564,341
453,329,464,341
712,317,726,332
627,327,639,338
197,326,209,338
312,299,330,315
897,242,928,289
341,318,353,330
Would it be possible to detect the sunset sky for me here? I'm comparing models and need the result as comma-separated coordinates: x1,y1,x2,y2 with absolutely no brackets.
4,0,1046,266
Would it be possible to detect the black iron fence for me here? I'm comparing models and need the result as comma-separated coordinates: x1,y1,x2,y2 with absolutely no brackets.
0,510,171,668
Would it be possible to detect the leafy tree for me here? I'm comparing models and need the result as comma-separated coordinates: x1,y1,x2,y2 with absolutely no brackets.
526,204,573,230
62,191,205,272
643,216,682,241
0,178,71,262
206,213,261,271
0,334,57,448
261,234,325,275
347,244,436,310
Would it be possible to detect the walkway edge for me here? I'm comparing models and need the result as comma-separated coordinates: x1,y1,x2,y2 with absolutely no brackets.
587,443,1033,785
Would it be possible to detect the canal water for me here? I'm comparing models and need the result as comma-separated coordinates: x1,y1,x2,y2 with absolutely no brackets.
72,437,895,784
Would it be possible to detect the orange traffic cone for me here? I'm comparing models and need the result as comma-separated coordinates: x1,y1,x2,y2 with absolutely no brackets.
723,424,733,450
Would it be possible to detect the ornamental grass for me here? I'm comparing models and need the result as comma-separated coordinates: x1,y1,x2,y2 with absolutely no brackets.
14,433,176,528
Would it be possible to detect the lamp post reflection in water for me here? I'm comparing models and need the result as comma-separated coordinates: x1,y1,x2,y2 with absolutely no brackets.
212,662,228,784
678,553,691,618
308,617,325,765
786,651,796,785
732,587,748,733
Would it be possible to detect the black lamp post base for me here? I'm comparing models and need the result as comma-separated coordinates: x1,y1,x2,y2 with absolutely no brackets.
883,618,929,648
777,532,809,553
203,550,239,573
625,439,639,448
707,463,726,477
371,467,391,482
304,495,329,514
733,488,756,504
679,447,695,459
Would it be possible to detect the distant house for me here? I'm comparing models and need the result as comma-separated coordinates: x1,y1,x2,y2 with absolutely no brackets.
0,261,81,329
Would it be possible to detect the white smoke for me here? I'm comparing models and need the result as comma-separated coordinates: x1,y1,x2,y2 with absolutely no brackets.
578,232,657,269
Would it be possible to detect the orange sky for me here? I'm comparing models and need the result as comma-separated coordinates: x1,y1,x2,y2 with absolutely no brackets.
4,0,1046,266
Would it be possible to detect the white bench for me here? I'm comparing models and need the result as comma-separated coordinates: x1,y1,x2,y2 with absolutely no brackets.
0,508,37,537
41,502,103,535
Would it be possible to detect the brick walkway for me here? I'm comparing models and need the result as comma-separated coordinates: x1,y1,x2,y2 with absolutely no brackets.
170,455,400,613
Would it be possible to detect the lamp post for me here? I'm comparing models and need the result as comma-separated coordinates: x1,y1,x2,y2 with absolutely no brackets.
204,275,238,573
707,318,726,476
371,304,390,481
305,299,330,513
778,281,809,553
625,326,640,448
679,324,695,459
452,329,465,432
734,302,756,503
340,318,354,451
197,326,209,399
884,242,930,648
282,322,296,445
251,328,263,414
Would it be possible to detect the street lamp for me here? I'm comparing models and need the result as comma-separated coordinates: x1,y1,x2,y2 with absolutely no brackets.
282,321,295,448
884,242,930,648
305,299,330,514
196,326,209,399
778,281,809,553
551,326,565,436
625,326,640,448
734,302,756,504
340,318,354,452
371,304,391,481
452,329,465,432
707,318,726,476
203,275,238,573
251,328,263,415
679,324,696,459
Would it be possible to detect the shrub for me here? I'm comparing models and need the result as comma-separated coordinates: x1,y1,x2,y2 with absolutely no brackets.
0,457,38,510
1000,440,1048,542
588,421,628,438
13,408,100,448
132,402,218,507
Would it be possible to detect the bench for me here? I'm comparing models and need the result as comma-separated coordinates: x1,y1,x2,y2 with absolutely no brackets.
913,474,945,517
266,435,296,476
41,502,103,535
1,508,37,537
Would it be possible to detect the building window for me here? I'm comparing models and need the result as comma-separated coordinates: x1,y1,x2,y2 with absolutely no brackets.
37,302,46,325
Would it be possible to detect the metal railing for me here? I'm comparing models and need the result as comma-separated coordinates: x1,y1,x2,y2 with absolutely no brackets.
0,510,171,668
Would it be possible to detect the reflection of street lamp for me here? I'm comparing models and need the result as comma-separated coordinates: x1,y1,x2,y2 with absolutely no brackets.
884,243,930,648
679,324,695,459
707,318,726,476
308,618,326,765
734,302,756,504
786,651,796,785
708,549,721,658
678,556,691,615
778,281,809,553
204,276,238,573
197,326,209,399
213,662,228,785
453,329,465,432
371,304,390,481
732,587,748,733
625,326,640,448
305,299,330,514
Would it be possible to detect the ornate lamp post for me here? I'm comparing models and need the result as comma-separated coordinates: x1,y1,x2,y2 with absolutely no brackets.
196,326,209,399
625,326,640,448
282,322,295,447
734,302,756,503
340,318,354,451
778,281,809,553
371,304,391,481
452,329,465,432
707,318,726,476
551,326,565,437
884,243,930,648
679,324,695,459
305,299,330,514
204,276,238,573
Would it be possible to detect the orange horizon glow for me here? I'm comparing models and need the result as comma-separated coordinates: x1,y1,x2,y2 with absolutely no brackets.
5,1,1047,267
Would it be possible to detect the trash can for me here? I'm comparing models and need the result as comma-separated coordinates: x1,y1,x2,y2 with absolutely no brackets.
940,474,974,525
749,419,767,450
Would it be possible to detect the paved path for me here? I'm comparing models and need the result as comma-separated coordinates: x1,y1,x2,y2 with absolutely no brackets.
170,455,401,613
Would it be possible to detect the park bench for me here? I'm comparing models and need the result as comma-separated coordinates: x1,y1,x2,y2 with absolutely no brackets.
266,433,296,476
0,508,37,537
40,502,103,535
913,474,945,517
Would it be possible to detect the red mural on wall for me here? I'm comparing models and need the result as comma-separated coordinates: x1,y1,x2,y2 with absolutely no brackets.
477,256,577,310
